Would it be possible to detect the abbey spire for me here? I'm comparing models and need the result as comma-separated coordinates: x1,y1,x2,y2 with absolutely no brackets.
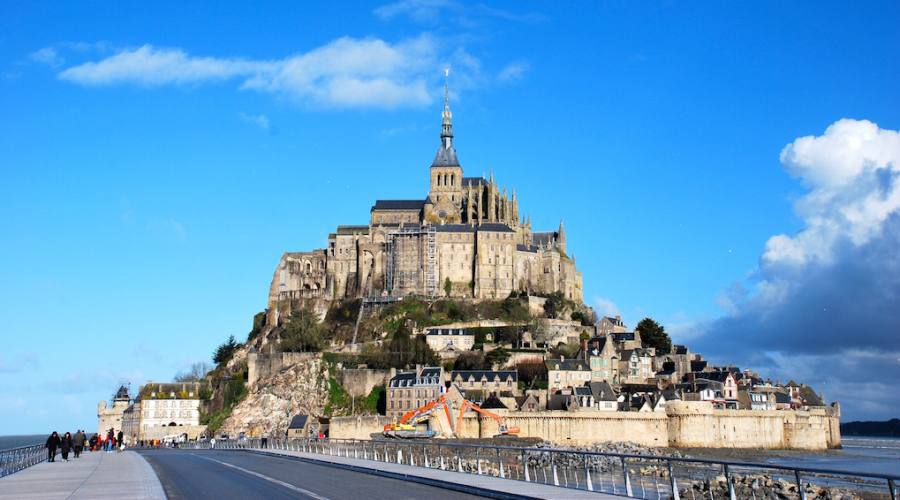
432,68,459,167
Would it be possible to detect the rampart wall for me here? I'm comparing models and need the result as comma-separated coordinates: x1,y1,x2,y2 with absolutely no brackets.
329,403,841,450
335,368,390,398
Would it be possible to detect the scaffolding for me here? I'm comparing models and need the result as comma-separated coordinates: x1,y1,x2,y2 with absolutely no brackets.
385,225,438,298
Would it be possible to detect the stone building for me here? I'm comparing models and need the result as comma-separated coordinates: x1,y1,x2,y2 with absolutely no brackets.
97,385,131,436
137,382,202,438
267,74,582,313
386,365,443,420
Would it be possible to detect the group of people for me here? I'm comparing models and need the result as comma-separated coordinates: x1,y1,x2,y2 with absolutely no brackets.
44,430,87,462
45,428,125,462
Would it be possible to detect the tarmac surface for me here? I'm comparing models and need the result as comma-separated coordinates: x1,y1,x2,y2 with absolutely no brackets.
0,449,166,500
139,448,489,500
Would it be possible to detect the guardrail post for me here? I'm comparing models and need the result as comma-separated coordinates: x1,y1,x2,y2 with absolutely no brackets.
424,445,429,468
668,461,680,500
457,447,462,472
724,464,736,500
622,457,633,497
477,448,482,475
795,470,806,500
585,455,593,492
523,450,530,482
497,449,504,479
397,448,403,464
552,452,559,486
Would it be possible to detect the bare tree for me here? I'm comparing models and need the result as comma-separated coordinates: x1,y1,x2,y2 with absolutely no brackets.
174,361,213,382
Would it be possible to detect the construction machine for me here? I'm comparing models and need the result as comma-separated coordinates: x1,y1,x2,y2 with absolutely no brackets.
383,396,451,438
455,399,520,438
383,395,520,439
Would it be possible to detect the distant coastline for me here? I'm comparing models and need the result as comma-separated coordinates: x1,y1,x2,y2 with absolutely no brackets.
841,419,900,437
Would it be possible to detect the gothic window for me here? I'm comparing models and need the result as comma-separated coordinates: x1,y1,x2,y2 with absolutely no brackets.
450,173,455,185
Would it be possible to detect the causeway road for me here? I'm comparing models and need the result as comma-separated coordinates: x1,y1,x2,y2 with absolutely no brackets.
138,448,488,500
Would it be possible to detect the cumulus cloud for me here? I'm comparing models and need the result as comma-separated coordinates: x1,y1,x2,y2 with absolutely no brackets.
58,36,439,108
694,118,900,420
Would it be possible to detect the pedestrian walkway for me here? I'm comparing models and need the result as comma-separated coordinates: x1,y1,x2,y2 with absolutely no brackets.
247,447,619,499
0,450,165,500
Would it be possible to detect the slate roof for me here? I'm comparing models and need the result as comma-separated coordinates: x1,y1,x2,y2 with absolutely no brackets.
451,370,518,382
700,372,734,383
427,327,475,336
516,244,539,253
477,223,515,233
673,345,688,355
574,386,593,397
532,232,556,247
545,359,589,371
288,414,309,429
588,381,617,401
611,332,636,342
389,367,442,387
775,392,792,404
432,144,460,167
461,177,484,187
480,394,508,409
690,360,708,372
371,199,425,211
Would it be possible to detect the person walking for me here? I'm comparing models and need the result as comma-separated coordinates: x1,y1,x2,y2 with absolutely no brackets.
73,430,85,458
45,431,60,462
60,432,72,462
117,430,124,452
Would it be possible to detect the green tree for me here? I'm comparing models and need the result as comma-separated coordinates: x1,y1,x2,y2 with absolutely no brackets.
636,317,672,354
484,347,510,368
384,321,438,368
213,335,240,365
444,277,452,297
543,292,564,319
280,308,324,352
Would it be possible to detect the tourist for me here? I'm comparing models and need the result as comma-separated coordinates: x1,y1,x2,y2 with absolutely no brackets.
45,431,60,462
117,430,124,452
105,429,114,452
60,432,72,462
73,429,85,458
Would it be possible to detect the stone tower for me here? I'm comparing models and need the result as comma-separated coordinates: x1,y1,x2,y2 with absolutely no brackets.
428,68,463,223
558,220,567,254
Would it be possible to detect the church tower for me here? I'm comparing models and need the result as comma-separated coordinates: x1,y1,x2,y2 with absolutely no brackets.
557,220,567,255
428,69,463,223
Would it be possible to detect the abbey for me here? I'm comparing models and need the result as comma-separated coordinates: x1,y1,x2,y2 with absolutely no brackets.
268,78,582,307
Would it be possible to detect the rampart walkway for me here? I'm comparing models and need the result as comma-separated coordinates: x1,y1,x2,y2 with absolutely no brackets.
0,450,165,500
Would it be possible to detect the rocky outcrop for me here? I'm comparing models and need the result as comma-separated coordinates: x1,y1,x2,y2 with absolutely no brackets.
219,354,328,437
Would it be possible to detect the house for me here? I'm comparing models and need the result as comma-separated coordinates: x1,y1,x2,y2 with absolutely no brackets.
425,328,475,359
514,393,541,412
587,381,617,411
597,315,629,335
610,330,642,350
574,386,594,410
286,414,309,438
547,392,578,411
618,348,655,383
738,389,775,411
653,387,680,412
583,336,619,383
653,361,678,385
696,371,739,400
546,358,591,391
386,365,444,420
774,391,793,410
449,370,519,399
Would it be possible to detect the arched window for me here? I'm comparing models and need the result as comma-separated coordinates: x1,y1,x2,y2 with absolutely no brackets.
450,174,455,186
437,174,442,186
305,262,311,272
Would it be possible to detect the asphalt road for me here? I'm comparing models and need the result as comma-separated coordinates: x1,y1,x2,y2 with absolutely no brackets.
139,449,488,500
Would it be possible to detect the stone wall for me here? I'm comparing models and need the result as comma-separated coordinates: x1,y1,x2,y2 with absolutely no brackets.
335,368,390,398
457,411,669,447
330,415,392,440
248,349,322,388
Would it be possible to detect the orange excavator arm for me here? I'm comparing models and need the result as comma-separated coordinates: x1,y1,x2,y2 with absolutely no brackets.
454,399,520,436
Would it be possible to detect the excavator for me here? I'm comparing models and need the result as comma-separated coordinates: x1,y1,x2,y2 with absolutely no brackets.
383,395,520,439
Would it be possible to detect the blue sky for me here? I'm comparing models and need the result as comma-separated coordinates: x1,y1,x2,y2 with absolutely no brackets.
1,1,899,433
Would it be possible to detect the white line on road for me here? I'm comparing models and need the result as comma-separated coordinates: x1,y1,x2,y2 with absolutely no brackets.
190,453,331,500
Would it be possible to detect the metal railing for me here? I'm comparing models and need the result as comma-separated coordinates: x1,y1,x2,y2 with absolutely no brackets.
0,444,56,478
184,438,899,499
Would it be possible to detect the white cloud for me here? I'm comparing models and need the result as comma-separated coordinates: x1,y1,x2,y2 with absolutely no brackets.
239,112,271,131
58,36,440,108
30,47,63,67
692,118,900,420
593,296,620,319
374,0,451,22
497,61,529,82
763,119,900,269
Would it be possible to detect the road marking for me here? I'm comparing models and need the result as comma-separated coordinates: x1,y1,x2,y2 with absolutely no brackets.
190,453,330,500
